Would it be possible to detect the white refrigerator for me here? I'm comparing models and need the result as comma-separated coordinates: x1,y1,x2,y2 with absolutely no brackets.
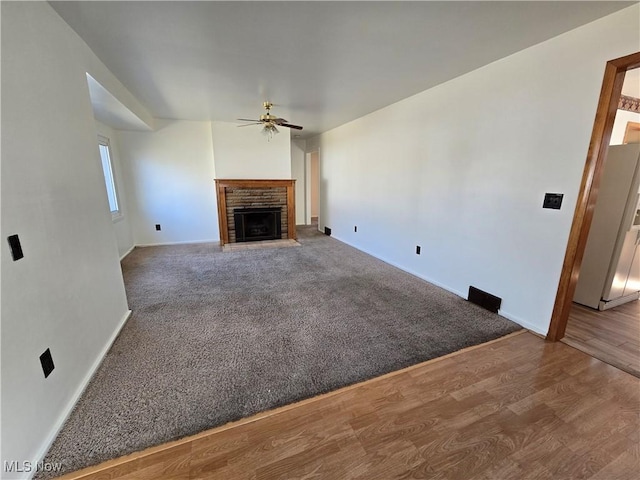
574,143,640,310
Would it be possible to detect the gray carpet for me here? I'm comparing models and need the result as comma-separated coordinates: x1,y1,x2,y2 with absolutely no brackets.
39,226,521,477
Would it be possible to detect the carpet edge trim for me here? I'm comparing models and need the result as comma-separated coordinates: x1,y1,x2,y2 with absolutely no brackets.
499,310,547,336
55,329,528,480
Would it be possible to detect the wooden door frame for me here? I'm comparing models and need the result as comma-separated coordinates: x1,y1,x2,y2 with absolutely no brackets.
546,51,640,341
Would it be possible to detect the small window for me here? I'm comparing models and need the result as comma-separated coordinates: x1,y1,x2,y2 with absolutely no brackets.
97,136,120,217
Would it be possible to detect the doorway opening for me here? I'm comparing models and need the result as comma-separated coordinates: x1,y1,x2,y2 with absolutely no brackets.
547,52,640,375
563,67,640,376
306,151,319,227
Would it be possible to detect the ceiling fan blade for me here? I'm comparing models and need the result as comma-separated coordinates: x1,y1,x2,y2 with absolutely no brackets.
279,123,303,130
238,105,301,132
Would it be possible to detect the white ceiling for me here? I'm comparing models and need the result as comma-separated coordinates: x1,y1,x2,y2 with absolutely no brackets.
50,1,635,137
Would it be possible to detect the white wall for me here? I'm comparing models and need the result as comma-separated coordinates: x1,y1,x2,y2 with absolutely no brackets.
316,5,640,335
211,121,291,179
1,3,133,475
611,109,640,145
95,121,135,258
117,120,219,246
291,139,306,225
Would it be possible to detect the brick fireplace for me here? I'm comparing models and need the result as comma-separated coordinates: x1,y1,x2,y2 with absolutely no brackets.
214,179,296,246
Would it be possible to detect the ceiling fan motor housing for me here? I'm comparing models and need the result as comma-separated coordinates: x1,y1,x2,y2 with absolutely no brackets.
261,102,276,122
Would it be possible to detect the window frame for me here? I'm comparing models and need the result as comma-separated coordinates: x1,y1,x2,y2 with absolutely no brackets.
97,135,122,221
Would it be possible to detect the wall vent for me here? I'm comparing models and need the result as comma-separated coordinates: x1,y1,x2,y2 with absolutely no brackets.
468,286,502,313
324,227,332,236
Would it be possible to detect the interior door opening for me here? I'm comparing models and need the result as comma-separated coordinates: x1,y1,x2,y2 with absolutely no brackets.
306,151,319,226
565,67,640,377
549,56,640,377
548,52,640,343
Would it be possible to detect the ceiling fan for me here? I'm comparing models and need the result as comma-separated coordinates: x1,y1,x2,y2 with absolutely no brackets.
238,102,303,139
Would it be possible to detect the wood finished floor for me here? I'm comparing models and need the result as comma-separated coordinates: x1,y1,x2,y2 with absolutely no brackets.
564,300,640,378
55,331,640,480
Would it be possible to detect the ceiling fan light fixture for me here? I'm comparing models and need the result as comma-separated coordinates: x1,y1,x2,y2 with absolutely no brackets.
262,122,279,141
237,102,301,140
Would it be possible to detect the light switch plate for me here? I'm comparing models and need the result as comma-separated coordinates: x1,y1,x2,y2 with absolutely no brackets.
543,193,563,210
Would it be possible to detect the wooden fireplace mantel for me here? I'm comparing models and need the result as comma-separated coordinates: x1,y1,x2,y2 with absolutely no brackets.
215,179,296,246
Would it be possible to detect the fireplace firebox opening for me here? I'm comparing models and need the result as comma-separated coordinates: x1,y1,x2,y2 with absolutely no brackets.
233,207,282,242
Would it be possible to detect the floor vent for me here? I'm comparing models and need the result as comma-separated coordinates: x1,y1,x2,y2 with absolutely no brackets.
468,286,502,313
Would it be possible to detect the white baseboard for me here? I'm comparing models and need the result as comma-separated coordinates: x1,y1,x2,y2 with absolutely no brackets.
31,310,132,479
331,234,543,334
331,234,467,298
499,311,546,336
135,239,219,247
119,245,135,260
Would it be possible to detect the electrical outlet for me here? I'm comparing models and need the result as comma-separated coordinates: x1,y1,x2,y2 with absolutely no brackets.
354,226,357,232
40,348,55,378
416,246,421,255
7,234,24,261
543,193,563,210
155,224,161,231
